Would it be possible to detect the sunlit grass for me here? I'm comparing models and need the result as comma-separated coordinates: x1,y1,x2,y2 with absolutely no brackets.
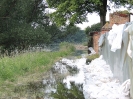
0,42,75,97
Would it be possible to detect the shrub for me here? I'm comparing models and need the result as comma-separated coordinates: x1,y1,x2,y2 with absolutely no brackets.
86,54,99,64
0,43,76,82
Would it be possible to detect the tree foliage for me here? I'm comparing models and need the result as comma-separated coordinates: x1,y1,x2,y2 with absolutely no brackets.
46,0,130,26
0,0,80,53
85,23,102,35
85,23,102,48
0,0,49,51
128,0,133,6
60,30,87,43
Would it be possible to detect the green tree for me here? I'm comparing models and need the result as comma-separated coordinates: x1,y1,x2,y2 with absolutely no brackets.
46,0,129,26
61,30,87,43
0,0,49,51
85,23,102,48
128,0,133,6
85,23,102,35
0,0,74,53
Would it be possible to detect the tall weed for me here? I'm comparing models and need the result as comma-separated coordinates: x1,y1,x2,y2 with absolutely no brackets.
0,43,75,82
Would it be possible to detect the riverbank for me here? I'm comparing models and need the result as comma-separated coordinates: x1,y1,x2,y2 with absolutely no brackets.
1,43,129,99
0,42,76,98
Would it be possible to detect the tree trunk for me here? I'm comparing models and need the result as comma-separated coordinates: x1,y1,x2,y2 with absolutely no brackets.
99,0,107,26
100,13,106,26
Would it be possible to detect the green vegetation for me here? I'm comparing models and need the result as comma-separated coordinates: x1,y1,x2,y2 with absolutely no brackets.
0,0,80,53
85,23,102,35
0,0,49,51
46,0,130,26
86,54,100,64
85,23,102,48
0,0,132,52
59,30,87,44
128,0,133,5
51,82,84,99
0,42,75,97
114,10,129,14
59,42,76,52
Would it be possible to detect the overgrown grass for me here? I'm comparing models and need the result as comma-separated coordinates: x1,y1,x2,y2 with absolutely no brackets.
0,42,75,97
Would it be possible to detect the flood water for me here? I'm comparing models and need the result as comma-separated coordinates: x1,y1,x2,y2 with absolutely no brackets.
42,50,86,99
13,49,87,99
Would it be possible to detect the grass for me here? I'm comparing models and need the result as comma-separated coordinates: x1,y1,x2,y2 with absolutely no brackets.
0,42,75,98
86,54,100,64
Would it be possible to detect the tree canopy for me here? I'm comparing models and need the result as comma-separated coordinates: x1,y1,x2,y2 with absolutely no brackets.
0,0,80,54
85,23,102,35
0,0,46,47
46,0,131,26
0,0,131,53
